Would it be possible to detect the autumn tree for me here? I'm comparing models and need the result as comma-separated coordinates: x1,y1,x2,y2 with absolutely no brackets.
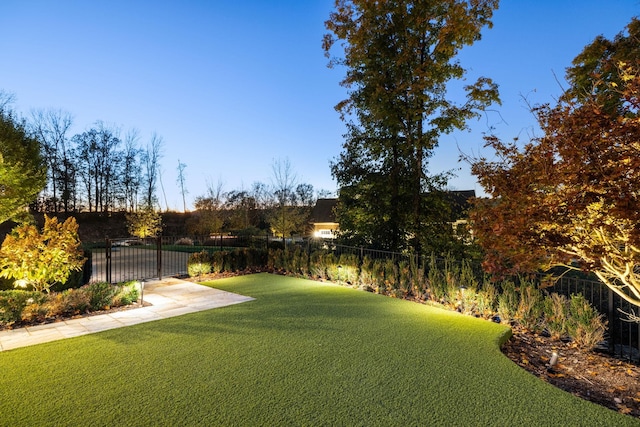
0,98,47,224
469,19,640,308
324,0,500,254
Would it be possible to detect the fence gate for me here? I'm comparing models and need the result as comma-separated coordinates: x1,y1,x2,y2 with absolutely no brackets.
90,237,191,283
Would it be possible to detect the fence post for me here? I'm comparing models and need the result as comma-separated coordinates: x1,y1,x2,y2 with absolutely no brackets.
608,287,615,354
157,236,162,280
105,238,112,284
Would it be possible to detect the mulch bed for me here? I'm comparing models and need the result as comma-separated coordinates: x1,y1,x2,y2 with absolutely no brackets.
502,327,640,418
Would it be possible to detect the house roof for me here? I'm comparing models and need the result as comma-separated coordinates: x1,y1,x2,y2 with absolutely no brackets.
310,198,338,224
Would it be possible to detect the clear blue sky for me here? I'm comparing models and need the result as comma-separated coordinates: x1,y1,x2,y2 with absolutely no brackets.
1,1,638,210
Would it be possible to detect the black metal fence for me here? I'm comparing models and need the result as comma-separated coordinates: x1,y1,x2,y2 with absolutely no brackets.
88,235,259,284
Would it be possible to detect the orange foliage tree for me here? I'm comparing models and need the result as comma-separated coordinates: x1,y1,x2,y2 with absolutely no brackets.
469,19,640,309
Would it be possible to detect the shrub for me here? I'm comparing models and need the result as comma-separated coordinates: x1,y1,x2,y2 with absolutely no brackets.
212,251,226,273
543,293,569,340
188,250,212,277
497,281,519,325
371,259,386,292
358,256,374,289
86,282,118,311
476,280,498,319
516,281,544,332
309,251,326,279
566,294,607,351
0,290,46,326
0,216,85,293
427,255,446,303
46,289,91,317
113,282,140,306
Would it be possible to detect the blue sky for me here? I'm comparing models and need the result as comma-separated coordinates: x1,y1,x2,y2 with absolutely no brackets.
1,1,638,210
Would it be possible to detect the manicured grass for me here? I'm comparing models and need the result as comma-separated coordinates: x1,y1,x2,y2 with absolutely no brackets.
0,273,636,426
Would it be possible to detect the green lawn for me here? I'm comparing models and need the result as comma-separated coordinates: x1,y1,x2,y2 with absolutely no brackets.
0,273,636,426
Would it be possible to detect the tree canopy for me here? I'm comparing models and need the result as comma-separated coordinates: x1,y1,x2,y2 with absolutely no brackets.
469,18,640,308
0,104,46,224
324,0,499,253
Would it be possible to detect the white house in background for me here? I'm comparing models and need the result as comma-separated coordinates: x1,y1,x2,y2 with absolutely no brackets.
310,198,339,239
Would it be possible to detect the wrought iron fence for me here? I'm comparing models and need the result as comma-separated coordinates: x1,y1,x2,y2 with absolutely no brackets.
87,235,259,284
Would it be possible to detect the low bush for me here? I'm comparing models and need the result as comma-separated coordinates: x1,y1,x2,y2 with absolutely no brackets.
566,294,607,351
0,291,47,326
543,293,569,340
86,282,118,310
516,281,544,332
188,251,212,277
112,282,140,306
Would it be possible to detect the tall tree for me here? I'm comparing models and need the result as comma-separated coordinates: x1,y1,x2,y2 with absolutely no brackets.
143,132,163,209
122,128,142,211
176,159,188,212
268,158,308,241
73,123,122,212
0,101,46,223
469,19,640,309
30,109,74,213
324,0,499,253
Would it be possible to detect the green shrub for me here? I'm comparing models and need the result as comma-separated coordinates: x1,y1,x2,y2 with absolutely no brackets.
543,293,569,340
516,281,544,332
476,280,498,319
566,294,607,351
371,259,386,292
309,251,326,279
86,282,118,310
398,260,411,296
188,250,212,277
383,259,397,292
113,282,140,306
427,255,446,303
497,281,519,325
358,256,374,289
0,290,46,326
0,216,85,293
212,251,226,273
324,253,339,281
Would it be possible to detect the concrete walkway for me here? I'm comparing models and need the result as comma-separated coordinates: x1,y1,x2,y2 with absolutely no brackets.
0,278,254,352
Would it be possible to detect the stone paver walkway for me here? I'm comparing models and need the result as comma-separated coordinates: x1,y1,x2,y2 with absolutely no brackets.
0,278,254,352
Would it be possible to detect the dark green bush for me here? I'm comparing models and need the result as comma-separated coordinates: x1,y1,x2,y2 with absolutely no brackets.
86,282,118,310
0,290,46,326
